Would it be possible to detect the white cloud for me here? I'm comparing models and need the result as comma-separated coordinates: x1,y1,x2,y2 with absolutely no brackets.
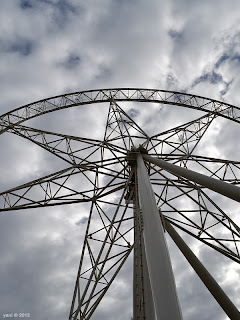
0,1,240,320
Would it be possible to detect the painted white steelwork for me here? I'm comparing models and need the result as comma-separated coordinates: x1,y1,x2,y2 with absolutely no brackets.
165,219,240,320
143,154,240,203
0,89,239,319
137,153,183,320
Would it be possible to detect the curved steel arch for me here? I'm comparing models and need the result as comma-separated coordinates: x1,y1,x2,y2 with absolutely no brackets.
1,88,240,134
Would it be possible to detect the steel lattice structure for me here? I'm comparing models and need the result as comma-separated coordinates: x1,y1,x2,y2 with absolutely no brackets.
0,88,240,319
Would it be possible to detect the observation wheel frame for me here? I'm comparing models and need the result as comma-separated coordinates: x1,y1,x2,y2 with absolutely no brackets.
0,88,240,319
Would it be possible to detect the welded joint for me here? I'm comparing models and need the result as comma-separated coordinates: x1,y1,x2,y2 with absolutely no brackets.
126,145,148,166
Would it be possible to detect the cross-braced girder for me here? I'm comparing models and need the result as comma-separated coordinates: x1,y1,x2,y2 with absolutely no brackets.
0,88,239,319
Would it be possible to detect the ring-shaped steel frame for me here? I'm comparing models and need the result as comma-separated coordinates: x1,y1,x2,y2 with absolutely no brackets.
1,88,240,134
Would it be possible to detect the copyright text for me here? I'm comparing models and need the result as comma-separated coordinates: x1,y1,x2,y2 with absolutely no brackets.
2,313,30,318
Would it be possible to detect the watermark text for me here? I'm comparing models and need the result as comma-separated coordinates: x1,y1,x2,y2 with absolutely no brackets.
2,313,30,318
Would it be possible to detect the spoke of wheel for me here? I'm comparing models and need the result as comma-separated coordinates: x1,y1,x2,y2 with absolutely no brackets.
79,187,134,317
146,112,216,159
69,169,135,320
0,159,129,212
102,99,148,153
8,124,126,165
110,98,149,138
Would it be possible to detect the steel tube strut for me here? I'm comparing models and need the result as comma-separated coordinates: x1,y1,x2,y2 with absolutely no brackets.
133,192,155,319
165,219,240,320
143,154,240,203
137,154,183,320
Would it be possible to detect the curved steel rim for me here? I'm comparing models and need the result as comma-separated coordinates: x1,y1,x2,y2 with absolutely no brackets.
1,88,240,134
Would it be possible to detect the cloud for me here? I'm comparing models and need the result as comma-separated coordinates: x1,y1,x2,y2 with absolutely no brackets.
60,54,81,69
0,1,240,320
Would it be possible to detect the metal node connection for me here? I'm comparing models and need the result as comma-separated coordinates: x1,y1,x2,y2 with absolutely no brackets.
0,88,239,319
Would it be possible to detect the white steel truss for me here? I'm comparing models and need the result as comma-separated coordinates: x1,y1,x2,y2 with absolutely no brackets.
0,88,239,319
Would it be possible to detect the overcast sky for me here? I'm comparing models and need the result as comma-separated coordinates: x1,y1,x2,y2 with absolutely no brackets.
0,1,240,320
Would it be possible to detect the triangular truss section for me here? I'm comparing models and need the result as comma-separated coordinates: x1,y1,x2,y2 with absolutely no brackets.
0,161,128,211
145,112,216,159
69,170,135,320
8,124,126,166
103,99,148,150
149,163,240,262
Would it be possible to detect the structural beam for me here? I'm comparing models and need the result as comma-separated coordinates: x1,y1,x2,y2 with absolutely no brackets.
143,154,240,203
164,219,240,320
133,187,155,319
136,153,183,320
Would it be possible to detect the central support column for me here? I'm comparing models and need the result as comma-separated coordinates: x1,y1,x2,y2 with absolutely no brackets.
136,153,183,320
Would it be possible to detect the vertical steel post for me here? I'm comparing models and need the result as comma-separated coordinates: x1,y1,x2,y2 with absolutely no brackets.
133,198,145,319
165,219,240,320
136,153,183,320
133,177,155,319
